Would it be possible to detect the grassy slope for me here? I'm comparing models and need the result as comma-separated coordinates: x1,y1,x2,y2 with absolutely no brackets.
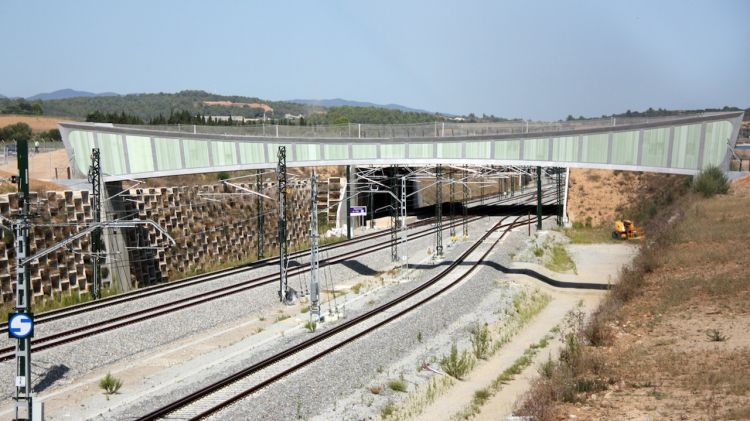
517,178,750,420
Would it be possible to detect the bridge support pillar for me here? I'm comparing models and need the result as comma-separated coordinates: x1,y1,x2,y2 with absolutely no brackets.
346,165,352,240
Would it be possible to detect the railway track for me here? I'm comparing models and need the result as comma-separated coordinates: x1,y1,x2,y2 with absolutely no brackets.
0,214,499,362
0,186,552,335
0,184,548,333
134,215,537,421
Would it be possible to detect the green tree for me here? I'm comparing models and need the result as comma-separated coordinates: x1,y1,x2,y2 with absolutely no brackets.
0,122,33,142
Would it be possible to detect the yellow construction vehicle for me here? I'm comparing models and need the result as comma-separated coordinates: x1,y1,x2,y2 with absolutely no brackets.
612,220,642,240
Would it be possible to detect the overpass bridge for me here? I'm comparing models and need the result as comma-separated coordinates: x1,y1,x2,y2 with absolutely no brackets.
59,112,744,181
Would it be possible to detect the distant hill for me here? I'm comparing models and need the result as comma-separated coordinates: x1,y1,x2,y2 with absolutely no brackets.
27,89,120,101
0,94,5,99
289,98,432,114
39,90,320,121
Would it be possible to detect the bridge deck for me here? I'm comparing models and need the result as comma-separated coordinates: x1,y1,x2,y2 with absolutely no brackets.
59,112,744,181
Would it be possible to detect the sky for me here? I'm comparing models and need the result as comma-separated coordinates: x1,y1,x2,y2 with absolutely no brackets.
0,0,748,120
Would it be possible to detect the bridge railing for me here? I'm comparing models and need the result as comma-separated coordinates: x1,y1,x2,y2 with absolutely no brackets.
119,113,708,139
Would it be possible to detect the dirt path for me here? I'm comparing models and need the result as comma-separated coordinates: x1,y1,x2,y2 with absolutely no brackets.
415,242,634,420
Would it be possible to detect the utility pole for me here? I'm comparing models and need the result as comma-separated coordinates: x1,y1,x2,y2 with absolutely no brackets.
277,147,289,303
434,165,443,258
462,165,469,239
88,148,102,299
536,166,543,231
556,168,563,226
309,172,320,321
390,167,398,262
449,168,456,242
13,139,33,421
400,175,408,272
256,169,264,260
368,187,374,229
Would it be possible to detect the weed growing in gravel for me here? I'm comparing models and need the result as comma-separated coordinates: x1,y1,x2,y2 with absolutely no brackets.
440,343,475,380
304,320,317,332
300,306,309,313
417,331,423,343
99,372,123,399
388,379,407,392
470,323,491,360
351,283,364,294
381,401,396,418
276,312,291,322
545,244,577,273
706,329,728,342
453,334,553,420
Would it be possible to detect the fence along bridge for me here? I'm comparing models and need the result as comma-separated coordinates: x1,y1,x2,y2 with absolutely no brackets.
59,112,743,181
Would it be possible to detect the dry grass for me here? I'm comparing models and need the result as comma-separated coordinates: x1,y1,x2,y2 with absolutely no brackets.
516,182,750,420
0,114,78,132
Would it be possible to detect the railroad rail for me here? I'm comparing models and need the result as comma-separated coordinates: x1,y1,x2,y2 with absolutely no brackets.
135,215,534,420
0,186,551,335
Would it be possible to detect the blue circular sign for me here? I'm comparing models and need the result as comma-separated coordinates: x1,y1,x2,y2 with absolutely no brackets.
8,313,33,339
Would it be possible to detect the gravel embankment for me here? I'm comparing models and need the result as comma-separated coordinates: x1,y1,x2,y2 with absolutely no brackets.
212,222,538,421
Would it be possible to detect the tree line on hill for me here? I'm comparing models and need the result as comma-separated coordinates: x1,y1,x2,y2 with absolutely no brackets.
0,98,44,115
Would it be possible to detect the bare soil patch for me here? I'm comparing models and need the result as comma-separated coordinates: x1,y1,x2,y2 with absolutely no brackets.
567,168,689,227
516,179,750,420
0,114,78,132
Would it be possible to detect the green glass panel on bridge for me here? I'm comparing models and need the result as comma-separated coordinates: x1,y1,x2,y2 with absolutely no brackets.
494,140,520,160
324,144,348,160
352,144,377,160
409,143,433,159
581,134,608,163
238,143,265,164
184,139,210,168
672,124,701,169
125,135,155,173
703,121,732,168
154,137,182,171
69,130,96,174
523,138,548,161
211,141,237,166
465,141,491,159
437,142,462,159
382,144,406,159
552,136,578,162
642,128,669,168
611,131,639,165
98,133,126,175
295,144,320,161
269,144,292,162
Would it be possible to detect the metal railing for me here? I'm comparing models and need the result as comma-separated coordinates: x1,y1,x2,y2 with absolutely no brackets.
117,113,712,139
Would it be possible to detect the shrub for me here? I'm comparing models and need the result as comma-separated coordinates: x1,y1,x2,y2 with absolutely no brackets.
99,372,122,398
693,166,729,197
440,343,475,380
387,379,406,392
217,171,230,181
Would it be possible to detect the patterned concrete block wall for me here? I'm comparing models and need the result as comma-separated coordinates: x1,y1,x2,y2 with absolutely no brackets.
117,181,312,287
0,191,99,304
0,182,313,303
